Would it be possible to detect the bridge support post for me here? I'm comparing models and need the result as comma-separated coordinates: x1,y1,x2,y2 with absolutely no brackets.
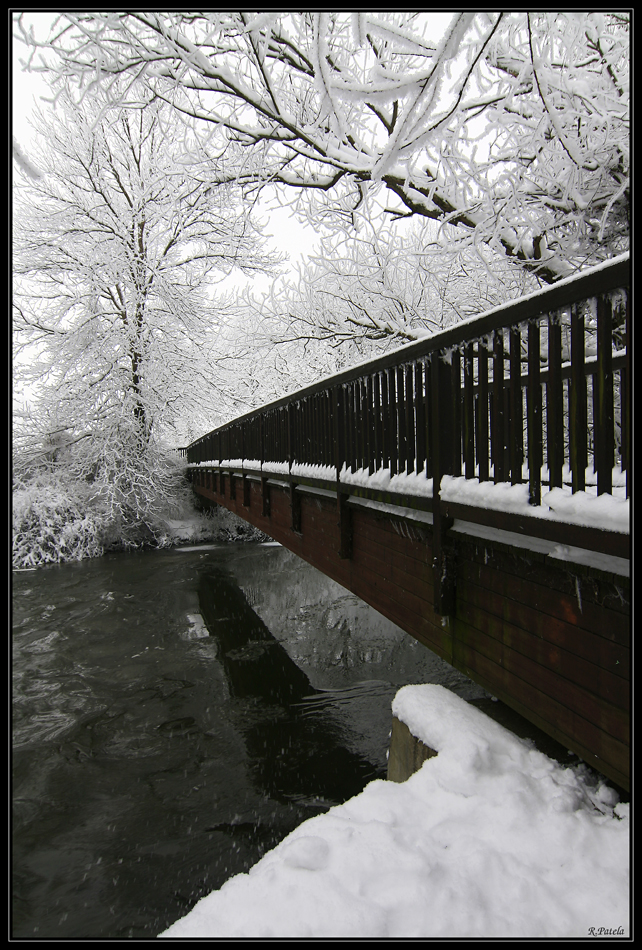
290,484,302,533
261,477,271,517
337,492,352,559
432,523,455,617
431,354,456,617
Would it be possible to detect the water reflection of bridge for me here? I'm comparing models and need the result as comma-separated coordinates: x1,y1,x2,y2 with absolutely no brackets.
183,255,630,790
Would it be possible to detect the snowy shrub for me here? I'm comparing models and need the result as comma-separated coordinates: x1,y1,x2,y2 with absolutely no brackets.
12,443,269,569
12,475,107,568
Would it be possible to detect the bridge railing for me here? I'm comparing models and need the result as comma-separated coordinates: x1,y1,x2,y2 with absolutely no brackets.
186,253,629,594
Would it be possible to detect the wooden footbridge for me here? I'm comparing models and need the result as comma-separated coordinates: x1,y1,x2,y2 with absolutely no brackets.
182,254,630,790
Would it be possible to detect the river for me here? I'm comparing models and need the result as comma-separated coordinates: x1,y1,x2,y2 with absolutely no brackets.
12,541,488,938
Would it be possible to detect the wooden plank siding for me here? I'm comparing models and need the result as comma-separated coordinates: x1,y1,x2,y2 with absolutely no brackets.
192,468,629,789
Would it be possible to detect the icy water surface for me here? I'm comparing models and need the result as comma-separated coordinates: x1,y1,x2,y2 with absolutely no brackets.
12,542,487,938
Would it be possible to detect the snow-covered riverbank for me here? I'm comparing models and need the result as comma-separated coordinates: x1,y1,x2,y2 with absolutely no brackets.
159,684,629,939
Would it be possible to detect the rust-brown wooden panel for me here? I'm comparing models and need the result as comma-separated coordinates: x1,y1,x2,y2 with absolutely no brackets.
452,639,629,787
453,600,628,714
456,537,630,616
456,558,629,644
456,593,628,681
352,530,432,588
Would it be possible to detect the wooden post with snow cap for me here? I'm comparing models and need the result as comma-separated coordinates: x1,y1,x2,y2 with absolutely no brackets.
431,352,455,617
334,384,352,559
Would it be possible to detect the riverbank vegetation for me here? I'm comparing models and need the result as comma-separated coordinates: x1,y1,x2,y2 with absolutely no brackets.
11,443,266,569
12,86,277,567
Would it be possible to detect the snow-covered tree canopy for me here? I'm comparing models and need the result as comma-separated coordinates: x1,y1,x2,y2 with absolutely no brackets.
15,11,629,281
257,217,543,355
13,88,279,476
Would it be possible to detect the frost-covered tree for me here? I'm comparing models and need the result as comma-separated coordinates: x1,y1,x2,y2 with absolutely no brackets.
13,88,276,476
12,87,278,563
255,217,542,359
15,11,629,281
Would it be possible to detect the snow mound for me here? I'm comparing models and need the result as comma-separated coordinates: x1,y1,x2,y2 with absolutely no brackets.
159,684,628,939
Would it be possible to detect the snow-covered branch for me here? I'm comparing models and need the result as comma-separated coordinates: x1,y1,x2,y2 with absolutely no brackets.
14,11,629,279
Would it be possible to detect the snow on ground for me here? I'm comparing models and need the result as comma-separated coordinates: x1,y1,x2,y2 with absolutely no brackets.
158,685,629,939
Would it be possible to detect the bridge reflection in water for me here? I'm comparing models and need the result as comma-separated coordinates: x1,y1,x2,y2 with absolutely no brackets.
183,254,630,790
197,569,382,804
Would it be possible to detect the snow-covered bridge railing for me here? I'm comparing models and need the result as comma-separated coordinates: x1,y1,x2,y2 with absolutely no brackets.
186,253,629,591
185,254,630,789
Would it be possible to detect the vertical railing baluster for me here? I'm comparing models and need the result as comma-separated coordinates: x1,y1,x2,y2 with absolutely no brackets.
588,374,595,476
463,343,474,478
527,320,542,506
477,342,489,482
546,311,563,489
569,302,587,492
292,403,298,466
373,371,382,473
357,379,366,469
351,382,358,474
509,328,523,484
620,293,631,498
623,290,630,498
325,390,332,467
270,412,275,464
424,357,432,480
415,360,426,477
381,370,390,473
451,350,462,477
366,375,374,475
396,365,406,476
405,363,415,475
352,381,359,474
302,398,307,464
344,385,351,474
492,331,505,483
322,391,328,466
389,368,398,477
595,294,614,496
334,385,344,482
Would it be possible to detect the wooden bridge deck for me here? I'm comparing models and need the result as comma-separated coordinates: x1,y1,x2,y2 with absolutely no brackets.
183,255,630,789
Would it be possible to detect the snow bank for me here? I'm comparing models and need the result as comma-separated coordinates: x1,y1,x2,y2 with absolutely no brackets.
158,685,628,939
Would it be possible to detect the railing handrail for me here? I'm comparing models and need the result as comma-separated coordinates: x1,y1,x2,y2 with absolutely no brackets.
187,253,629,442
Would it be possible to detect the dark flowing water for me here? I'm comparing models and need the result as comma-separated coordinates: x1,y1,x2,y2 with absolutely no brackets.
12,542,487,939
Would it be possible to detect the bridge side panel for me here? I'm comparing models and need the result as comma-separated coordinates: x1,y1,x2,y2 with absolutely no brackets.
452,538,630,789
192,474,629,789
